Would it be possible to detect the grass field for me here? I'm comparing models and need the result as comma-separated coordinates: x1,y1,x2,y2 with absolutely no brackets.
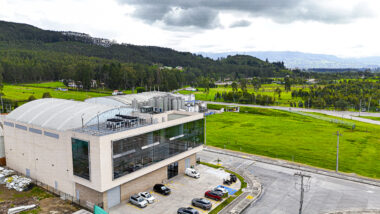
2,84,111,102
179,84,307,106
206,107,380,179
24,81,67,88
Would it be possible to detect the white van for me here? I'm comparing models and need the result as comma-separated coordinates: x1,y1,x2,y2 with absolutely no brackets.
185,168,200,178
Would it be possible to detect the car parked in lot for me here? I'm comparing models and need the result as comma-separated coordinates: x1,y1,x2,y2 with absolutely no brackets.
185,168,200,178
138,192,155,204
130,194,148,208
177,207,199,214
214,186,228,194
153,184,171,195
230,174,237,183
205,190,223,201
191,198,212,210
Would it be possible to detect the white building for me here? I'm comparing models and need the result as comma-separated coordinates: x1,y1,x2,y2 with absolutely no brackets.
3,98,204,211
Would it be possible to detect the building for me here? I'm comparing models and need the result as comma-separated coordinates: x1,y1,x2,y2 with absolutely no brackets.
3,98,204,210
86,91,195,113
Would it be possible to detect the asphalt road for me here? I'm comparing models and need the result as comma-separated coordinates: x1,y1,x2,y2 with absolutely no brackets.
206,101,380,125
198,150,380,214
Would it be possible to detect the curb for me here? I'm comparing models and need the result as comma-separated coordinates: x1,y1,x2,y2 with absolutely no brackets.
203,147,380,188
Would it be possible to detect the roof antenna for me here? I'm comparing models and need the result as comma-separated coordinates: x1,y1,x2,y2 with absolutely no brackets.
81,113,85,130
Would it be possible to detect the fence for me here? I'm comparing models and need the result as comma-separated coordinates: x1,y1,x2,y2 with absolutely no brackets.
7,169,103,212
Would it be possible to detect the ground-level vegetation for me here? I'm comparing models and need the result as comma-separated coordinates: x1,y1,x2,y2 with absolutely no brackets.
206,105,380,179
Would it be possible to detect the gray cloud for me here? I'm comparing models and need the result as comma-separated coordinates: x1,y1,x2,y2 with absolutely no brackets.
230,20,251,28
119,0,373,29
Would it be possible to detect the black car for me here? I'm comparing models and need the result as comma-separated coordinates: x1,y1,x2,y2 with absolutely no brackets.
191,198,212,210
230,174,237,183
177,207,199,214
153,184,171,195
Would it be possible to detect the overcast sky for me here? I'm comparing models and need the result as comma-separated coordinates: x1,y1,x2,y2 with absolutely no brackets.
0,0,379,57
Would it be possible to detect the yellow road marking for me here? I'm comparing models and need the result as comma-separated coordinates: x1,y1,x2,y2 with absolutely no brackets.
126,203,143,211
190,206,208,214
246,195,254,200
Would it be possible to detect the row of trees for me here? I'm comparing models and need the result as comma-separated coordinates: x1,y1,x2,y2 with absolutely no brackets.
214,91,275,105
291,80,380,110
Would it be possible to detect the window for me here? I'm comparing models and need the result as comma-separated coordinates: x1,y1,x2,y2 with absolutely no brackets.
72,138,90,180
112,119,204,179
29,128,42,134
15,124,27,131
45,131,59,139
4,121,14,127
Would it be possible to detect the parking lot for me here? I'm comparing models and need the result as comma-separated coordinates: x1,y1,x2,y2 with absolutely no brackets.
109,164,241,214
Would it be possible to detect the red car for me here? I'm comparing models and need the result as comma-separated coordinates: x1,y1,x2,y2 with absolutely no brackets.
204,190,223,201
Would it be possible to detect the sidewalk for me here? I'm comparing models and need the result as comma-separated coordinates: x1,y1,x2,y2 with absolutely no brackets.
204,146,380,188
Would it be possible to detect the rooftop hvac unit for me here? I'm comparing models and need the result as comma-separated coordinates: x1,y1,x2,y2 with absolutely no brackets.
163,96,168,112
172,98,178,110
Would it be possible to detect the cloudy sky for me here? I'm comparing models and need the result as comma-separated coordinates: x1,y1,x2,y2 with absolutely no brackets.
0,0,379,57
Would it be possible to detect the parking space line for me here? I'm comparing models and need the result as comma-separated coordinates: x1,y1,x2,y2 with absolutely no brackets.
126,203,143,211
190,206,208,214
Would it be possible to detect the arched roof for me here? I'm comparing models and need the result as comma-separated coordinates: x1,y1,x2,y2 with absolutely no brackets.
6,98,128,131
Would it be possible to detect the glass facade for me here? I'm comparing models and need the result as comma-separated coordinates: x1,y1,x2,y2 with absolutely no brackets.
112,119,204,179
72,138,90,180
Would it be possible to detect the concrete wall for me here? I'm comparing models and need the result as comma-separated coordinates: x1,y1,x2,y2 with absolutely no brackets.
4,124,75,196
119,154,196,203
75,183,104,209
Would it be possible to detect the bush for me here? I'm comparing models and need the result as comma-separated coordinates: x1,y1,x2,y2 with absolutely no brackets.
136,87,145,93
42,92,52,98
28,95,36,101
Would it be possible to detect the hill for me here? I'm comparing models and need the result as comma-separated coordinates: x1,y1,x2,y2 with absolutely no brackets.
0,20,284,76
200,51,380,69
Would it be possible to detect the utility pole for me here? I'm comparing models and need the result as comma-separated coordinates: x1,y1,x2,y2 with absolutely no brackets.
294,172,311,214
336,131,342,173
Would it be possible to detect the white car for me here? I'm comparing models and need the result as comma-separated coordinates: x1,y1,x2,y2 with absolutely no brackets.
138,192,155,204
214,186,228,194
185,168,200,178
130,194,148,208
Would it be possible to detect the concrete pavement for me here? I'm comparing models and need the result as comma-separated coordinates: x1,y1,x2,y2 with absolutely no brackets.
198,149,380,214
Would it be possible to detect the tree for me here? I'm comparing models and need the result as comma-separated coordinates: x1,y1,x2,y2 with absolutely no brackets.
75,63,94,90
275,87,282,99
285,76,292,92
42,92,52,98
231,82,238,92
240,79,247,92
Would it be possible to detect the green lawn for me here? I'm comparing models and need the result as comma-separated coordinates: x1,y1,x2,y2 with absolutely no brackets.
2,84,111,102
24,81,66,88
360,116,380,122
206,107,380,179
179,84,307,106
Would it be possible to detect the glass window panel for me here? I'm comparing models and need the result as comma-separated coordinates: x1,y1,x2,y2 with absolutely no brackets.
72,138,90,180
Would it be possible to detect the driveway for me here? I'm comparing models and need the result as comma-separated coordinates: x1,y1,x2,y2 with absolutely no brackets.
109,164,240,214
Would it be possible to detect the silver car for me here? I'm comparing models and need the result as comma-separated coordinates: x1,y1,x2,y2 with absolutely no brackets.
130,194,148,208
138,192,155,204
191,198,212,210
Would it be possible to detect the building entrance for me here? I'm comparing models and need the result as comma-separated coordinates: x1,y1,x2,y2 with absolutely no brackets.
167,162,178,179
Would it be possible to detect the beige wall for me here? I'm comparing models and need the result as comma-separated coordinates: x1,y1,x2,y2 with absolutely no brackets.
4,123,75,196
75,183,103,209
3,111,203,200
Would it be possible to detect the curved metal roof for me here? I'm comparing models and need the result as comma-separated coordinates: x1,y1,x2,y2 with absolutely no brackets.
85,91,188,107
6,98,124,131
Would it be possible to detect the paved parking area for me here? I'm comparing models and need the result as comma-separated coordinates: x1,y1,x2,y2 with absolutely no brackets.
109,164,240,214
